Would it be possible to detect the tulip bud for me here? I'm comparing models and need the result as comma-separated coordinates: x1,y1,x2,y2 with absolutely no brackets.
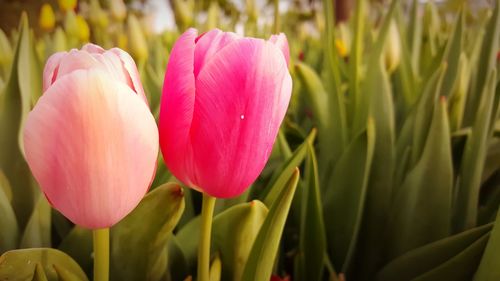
75,15,90,42
58,0,77,12
172,0,193,30
24,44,158,229
384,20,401,73
52,27,68,52
89,0,109,28
205,1,220,31
127,14,148,62
64,10,78,38
110,0,127,22
159,29,292,198
39,4,56,32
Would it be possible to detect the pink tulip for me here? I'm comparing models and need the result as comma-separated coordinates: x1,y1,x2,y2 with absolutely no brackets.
159,28,292,198
24,44,159,229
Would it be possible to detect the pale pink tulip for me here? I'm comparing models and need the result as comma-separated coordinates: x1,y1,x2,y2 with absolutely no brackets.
159,28,292,198
24,44,159,229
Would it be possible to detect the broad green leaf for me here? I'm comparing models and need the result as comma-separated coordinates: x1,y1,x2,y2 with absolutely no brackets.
0,248,88,281
376,223,492,281
296,144,326,281
387,98,453,259
347,0,366,124
0,28,12,78
439,9,464,96
295,63,345,166
407,0,422,72
0,170,18,253
110,183,185,281
209,253,222,281
354,2,398,279
58,226,93,275
33,263,49,281
411,234,489,281
474,210,500,280
466,0,500,125
448,53,470,132
324,119,375,273
175,216,201,272
20,195,51,248
262,129,315,207
166,235,189,281
212,201,268,281
454,70,498,231
410,64,446,166
241,169,300,281
0,12,36,229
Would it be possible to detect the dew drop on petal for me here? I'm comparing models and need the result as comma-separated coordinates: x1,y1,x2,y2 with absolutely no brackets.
240,114,245,120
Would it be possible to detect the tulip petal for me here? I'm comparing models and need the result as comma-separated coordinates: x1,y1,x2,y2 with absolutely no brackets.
81,43,105,54
189,38,292,197
54,49,103,82
269,33,290,67
43,52,66,92
24,69,159,229
109,48,148,104
193,29,240,77
159,28,198,188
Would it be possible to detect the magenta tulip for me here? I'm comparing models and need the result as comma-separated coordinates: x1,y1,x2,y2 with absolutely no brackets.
24,44,159,229
159,28,292,198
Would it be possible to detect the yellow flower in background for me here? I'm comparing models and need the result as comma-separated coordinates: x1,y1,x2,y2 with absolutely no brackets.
58,0,77,12
39,4,55,32
335,39,348,58
76,15,90,42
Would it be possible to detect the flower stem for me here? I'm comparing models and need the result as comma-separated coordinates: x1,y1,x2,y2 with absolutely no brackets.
198,193,216,281
93,228,109,281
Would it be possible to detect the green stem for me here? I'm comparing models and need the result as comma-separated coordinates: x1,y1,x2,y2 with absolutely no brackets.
273,0,280,34
198,193,216,281
93,228,109,281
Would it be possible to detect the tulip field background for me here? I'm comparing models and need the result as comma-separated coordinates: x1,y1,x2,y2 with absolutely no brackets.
1,0,500,280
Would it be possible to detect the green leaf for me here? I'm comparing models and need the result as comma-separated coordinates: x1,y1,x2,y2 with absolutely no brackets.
410,64,446,166
454,70,498,231
20,195,51,248
175,216,201,272
353,2,399,279
0,11,36,229
166,235,189,281
466,0,500,125
324,119,375,273
33,263,49,281
241,168,300,281
58,226,93,275
0,170,18,253
439,9,464,96
212,201,268,281
296,143,326,281
262,129,315,207
209,253,221,281
387,97,453,260
295,63,346,166
110,183,185,281
376,223,492,281
0,248,88,281
407,0,422,72
474,210,500,280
